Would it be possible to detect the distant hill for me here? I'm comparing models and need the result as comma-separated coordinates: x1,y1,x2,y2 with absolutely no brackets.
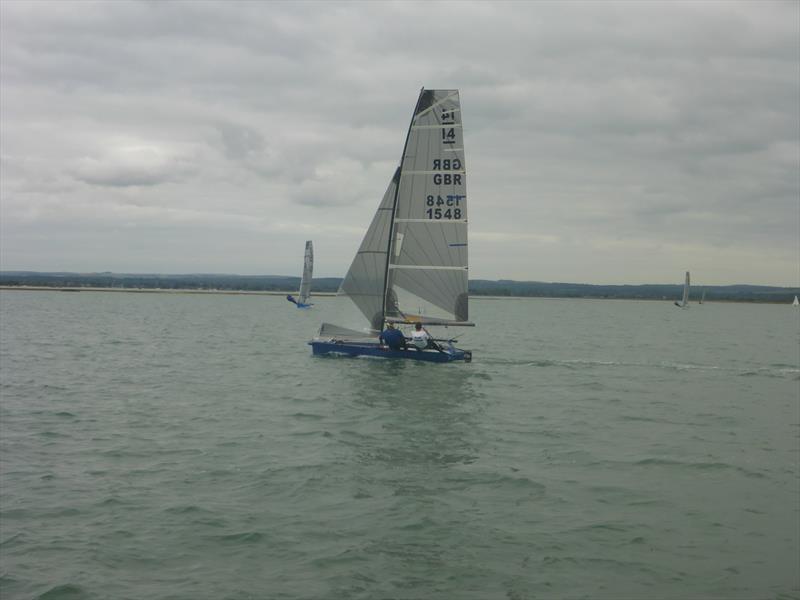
1,271,798,303
0,271,343,293
468,279,799,303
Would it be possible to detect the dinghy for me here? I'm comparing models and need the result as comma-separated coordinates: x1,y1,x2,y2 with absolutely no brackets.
793,295,799,307
310,88,473,362
287,240,314,308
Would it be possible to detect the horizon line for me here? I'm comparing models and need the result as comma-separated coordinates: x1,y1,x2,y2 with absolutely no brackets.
0,270,797,289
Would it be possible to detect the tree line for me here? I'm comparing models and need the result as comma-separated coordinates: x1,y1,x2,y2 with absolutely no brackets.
1,271,797,303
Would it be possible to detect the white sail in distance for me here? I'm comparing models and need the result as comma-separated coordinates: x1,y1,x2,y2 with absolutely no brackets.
681,271,690,306
298,240,314,304
674,272,690,308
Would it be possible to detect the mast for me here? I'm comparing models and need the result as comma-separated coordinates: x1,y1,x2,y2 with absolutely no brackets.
380,87,426,325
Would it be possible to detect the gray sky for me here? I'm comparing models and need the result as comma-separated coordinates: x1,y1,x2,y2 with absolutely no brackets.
1,0,798,285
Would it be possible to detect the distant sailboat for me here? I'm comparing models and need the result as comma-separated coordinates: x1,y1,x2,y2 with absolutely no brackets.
793,295,799,307
674,271,690,308
699,289,706,304
310,88,473,362
286,240,314,308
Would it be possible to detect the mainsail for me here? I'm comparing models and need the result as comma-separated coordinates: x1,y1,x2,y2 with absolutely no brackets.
339,89,471,331
312,88,474,361
339,88,471,330
385,89,469,325
298,240,314,304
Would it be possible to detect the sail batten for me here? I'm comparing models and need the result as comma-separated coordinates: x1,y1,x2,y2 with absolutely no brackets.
410,124,463,130
394,219,468,223
401,170,466,175
389,265,467,271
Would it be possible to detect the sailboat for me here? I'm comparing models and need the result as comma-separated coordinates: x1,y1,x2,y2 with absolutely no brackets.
699,289,706,304
310,88,473,363
286,240,314,308
793,295,799,307
674,271,690,308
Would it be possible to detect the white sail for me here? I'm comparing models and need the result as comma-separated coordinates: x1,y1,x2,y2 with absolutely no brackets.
793,295,799,306
339,169,399,331
384,89,470,325
675,271,689,308
335,88,472,335
310,89,474,361
681,271,690,306
297,240,314,304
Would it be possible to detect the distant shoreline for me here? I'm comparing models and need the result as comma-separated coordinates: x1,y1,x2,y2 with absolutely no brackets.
0,285,793,304
3,271,797,305
0,285,337,297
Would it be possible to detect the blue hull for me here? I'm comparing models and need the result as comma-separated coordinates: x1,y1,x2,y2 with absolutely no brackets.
287,295,312,308
309,340,471,363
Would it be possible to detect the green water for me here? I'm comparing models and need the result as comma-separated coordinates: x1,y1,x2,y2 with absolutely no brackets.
1,290,798,599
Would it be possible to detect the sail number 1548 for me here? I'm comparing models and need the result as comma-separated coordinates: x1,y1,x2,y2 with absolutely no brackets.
426,194,463,220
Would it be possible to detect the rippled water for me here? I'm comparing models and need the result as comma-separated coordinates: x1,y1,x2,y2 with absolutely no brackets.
1,290,798,599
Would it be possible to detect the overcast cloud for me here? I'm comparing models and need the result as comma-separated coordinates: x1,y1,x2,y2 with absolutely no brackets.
1,0,797,285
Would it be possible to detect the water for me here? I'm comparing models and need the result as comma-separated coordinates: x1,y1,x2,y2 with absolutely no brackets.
1,290,798,600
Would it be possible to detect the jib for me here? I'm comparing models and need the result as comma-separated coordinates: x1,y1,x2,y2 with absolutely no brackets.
433,173,462,185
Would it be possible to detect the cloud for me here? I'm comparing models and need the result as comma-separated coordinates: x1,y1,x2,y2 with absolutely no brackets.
0,0,797,285
69,143,194,187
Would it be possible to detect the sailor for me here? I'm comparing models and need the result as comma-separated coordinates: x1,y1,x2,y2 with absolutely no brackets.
379,322,407,351
410,322,432,351
286,294,298,305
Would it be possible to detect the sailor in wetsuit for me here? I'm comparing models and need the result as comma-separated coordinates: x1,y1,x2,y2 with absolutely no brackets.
379,322,407,350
